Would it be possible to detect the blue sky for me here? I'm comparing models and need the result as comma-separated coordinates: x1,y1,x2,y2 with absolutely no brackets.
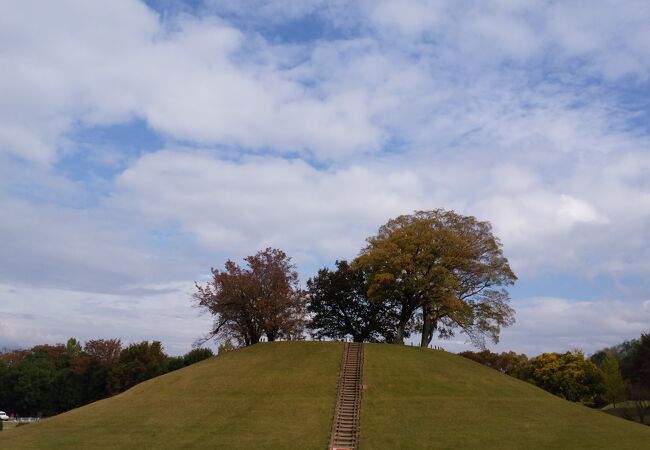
1,0,650,355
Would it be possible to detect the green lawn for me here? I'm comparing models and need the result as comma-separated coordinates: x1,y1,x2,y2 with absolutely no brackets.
0,342,342,450
602,400,650,410
360,343,650,449
1,421,20,430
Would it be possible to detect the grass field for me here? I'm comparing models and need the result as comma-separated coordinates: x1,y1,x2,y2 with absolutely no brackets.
602,400,650,410
0,342,342,450
360,343,650,449
2,341,650,449
1,421,20,430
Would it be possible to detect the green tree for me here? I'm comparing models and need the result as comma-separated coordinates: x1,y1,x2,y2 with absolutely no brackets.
73,339,122,403
107,341,168,394
166,356,185,371
628,333,650,390
601,352,625,407
0,359,13,414
183,348,214,366
355,210,516,347
65,338,82,358
529,351,604,404
12,347,60,415
625,383,650,425
306,260,399,342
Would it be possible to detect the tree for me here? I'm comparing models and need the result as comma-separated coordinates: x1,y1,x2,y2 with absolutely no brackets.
82,339,122,367
354,210,516,347
306,260,399,342
625,383,650,425
246,248,306,341
194,248,306,346
459,350,530,379
628,333,650,391
71,339,123,403
528,351,604,404
12,346,61,416
183,348,214,366
107,341,168,394
600,352,625,408
591,338,639,377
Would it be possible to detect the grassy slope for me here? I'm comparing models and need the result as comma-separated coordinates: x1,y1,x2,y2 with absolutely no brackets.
0,342,342,450
360,343,650,449
4,342,650,450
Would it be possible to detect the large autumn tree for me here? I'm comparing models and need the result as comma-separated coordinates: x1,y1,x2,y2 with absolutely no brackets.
194,248,306,346
354,209,516,347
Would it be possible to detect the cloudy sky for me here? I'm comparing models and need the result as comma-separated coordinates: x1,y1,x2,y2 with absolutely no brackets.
1,0,650,355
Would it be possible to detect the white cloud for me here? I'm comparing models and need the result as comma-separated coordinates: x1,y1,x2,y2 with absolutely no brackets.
0,193,153,290
360,0,650,79
2,0,650,355
0,282,211,355
0,0,159,163
495,297,650,355
106,135,650,281
0,0,383,164
4,0,650,166
364,0,448,35
428,296,650,355
112,150,425,268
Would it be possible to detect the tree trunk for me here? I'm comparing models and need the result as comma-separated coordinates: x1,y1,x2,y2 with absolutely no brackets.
420,307,436,348
393,321,407,344
248,329,261,345
420,311,431,348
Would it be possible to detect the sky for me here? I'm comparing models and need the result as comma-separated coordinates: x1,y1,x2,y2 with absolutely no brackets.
1,0,650,356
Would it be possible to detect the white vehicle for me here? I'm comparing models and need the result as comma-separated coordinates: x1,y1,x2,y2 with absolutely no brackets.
0,411,9,421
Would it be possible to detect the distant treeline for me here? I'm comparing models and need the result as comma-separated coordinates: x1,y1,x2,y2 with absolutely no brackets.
460,332,650,424
0,338,216,417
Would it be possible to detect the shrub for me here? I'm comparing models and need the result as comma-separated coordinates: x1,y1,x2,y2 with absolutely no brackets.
166,356,185,372
183,348,214,366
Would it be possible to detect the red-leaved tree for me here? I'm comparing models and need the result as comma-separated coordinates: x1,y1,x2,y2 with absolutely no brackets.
194,248,306,346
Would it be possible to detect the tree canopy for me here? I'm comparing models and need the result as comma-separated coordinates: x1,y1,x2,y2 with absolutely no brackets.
354,209,516,347
306,260,398,342
600,352,625,407
528,351,604,404
0,339,211,417
194,248,306,346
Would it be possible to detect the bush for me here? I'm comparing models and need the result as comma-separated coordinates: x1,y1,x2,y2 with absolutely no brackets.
166,356,185,372
183,348,214,366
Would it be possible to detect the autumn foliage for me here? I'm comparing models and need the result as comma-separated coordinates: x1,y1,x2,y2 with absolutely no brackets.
194,248,306,346
354,210,516,347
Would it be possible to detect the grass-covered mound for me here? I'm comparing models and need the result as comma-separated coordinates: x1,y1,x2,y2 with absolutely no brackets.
4,341,650,449
0,342,342,450
360,343,650,449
